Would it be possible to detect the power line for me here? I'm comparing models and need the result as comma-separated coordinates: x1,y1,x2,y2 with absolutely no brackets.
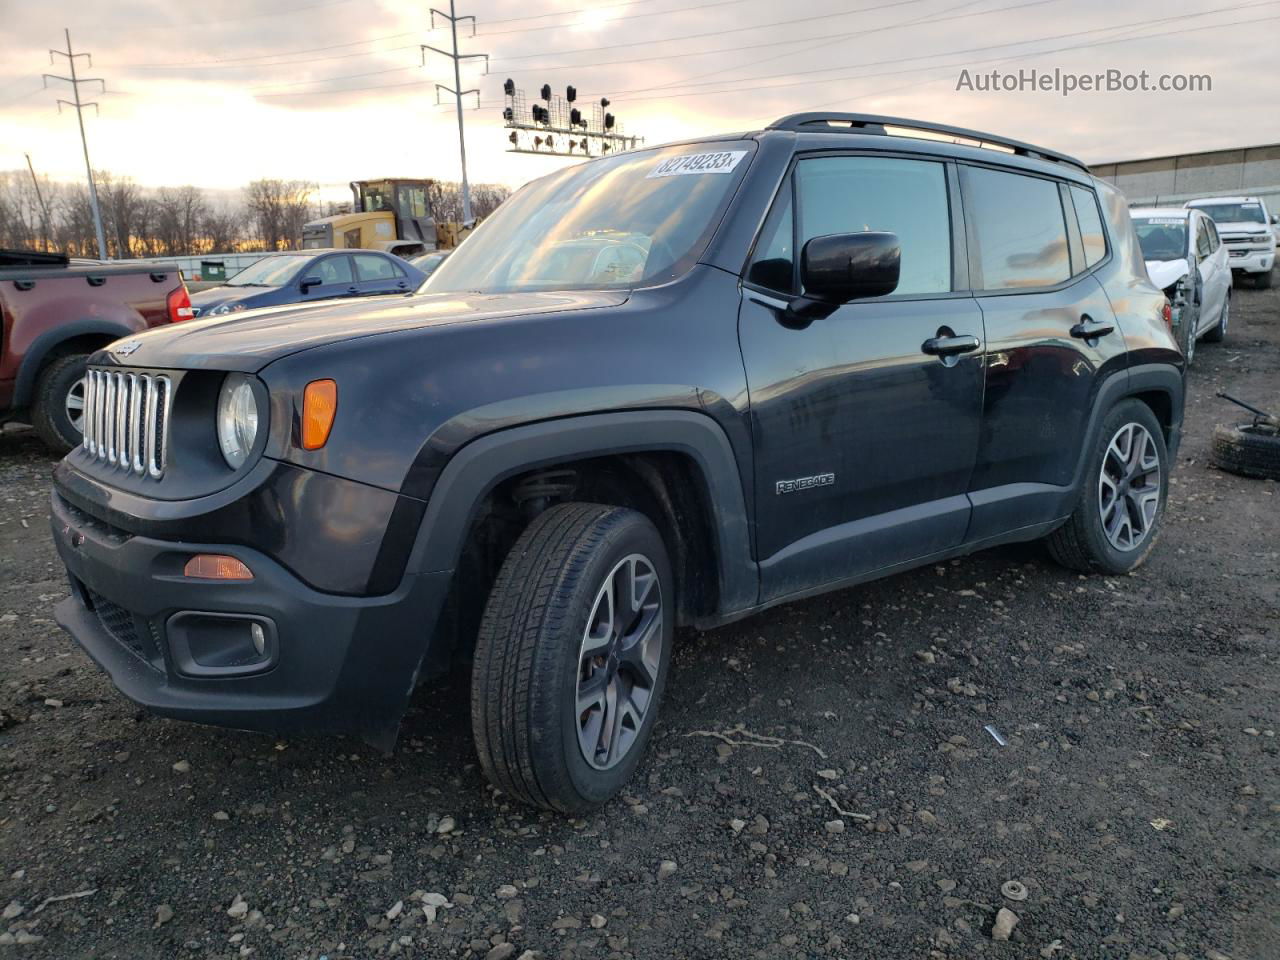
42,29,107,260
482,0,668,26
120,31,420,68
489,0,1012,75
517,0,1280,102
488,0,934,61
261,0,1007,93
113,45,419,71
476,0,758,36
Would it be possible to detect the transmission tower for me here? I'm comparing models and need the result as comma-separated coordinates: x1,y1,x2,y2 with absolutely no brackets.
43,28,107,260
422,1,488,223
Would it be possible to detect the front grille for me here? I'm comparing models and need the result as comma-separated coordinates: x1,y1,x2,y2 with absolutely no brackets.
87,589,146,661
81,369,171,478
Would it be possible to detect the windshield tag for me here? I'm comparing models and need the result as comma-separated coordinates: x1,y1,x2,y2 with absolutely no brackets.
1144,218,1185,225
647,151,747,179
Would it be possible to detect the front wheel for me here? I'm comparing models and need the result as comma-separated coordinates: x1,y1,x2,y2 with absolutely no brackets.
1046,399,1168,574
32,353,89,454
1202,291,1229,343
471,503,674,813
1254,268,1273,290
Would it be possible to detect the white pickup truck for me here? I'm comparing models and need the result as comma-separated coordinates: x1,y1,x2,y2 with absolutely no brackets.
1184,196,1277,289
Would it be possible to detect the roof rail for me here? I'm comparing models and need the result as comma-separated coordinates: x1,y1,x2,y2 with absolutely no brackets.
767,112,1089,172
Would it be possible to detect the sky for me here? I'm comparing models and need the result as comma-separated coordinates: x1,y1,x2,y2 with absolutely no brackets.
0,0,1277,200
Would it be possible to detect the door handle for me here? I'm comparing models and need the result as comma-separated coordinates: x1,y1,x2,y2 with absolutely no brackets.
922,333,981,357
347,285,359,295
1070,315,1114,340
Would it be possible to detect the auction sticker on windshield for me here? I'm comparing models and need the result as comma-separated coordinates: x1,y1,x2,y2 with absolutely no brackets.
647,151,747,179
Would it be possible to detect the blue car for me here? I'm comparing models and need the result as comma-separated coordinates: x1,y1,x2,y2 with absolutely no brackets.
190,249,425,317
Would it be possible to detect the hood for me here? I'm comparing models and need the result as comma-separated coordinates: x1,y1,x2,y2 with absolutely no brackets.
189,285,268,315
94,289,630,372
1145,258,1189,291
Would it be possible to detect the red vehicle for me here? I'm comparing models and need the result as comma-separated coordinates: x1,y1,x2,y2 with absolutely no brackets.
0,250,192,452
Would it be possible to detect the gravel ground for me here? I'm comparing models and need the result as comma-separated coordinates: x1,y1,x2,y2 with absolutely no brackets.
1,278,1277,960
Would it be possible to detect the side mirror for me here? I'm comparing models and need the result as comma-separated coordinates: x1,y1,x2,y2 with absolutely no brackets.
300,275,322,293
802,231,901,303
1271,214,1278,224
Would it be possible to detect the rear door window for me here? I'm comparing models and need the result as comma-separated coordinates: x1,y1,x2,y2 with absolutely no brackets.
315,255,353,285
354,254,403,282
964,166,1071,289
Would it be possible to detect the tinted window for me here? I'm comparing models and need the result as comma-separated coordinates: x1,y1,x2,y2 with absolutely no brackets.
966,167,1070,289
1070,185,1107,267
315,255,353,285
354,254,401,282
794,156,950,295
1187,201,1265,224
1132,217,1187,261
746,185,794,293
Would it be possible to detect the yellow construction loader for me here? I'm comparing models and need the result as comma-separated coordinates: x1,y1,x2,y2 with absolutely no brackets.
301,179,473,257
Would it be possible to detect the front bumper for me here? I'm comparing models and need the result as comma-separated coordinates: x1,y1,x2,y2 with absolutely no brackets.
51,490,451,738
1227,248,1275,273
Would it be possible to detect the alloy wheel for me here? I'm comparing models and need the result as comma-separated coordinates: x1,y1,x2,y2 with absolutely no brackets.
575,553,663,771
65,377,86,434
1097,422,1161,552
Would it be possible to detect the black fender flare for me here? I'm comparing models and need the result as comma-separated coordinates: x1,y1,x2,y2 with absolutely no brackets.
401,409,759,618
1069,363,1184,493
13,319,134,409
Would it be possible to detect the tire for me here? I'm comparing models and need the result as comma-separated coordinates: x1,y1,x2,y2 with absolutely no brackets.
1255,269,1273,290
32,353,89,454
1210,421,1280,481
1202,291,1229,343
1046,399,1168,575
471,502,674,813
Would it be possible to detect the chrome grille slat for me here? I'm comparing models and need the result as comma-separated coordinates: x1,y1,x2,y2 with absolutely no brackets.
82,367,171,479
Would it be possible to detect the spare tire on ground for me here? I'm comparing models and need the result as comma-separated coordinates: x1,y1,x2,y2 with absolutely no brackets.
1210,421,1280,480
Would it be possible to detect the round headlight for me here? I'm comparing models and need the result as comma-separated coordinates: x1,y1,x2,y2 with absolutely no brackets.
217,374,260,469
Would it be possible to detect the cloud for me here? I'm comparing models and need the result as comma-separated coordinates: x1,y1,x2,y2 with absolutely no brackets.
0,0,1276,193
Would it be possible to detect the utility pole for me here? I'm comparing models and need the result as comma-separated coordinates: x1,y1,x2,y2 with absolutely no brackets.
422,2,488,223
43,29,107,260
24,153,53,252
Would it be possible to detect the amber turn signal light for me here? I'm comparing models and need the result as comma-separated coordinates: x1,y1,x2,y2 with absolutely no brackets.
302,379,337,450
184,554,254,580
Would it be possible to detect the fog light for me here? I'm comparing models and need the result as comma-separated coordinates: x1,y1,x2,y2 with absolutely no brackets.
166,612,277,678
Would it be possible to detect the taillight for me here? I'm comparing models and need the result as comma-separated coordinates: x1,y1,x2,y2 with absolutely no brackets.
1161,301,1173,329
167,284,194,324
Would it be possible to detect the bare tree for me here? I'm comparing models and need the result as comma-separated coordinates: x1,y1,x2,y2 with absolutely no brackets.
154,185,208,255
245,179,315,250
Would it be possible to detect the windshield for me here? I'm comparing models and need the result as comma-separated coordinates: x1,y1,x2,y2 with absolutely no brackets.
227,255,307,287
1188,202,1266,224
427,141,754,295
1133,218,1188,261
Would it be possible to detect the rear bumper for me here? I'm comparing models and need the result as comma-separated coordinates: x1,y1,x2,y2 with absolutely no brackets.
51,490,451,738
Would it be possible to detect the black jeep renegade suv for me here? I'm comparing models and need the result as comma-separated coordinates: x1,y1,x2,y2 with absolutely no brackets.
51,113,1183,812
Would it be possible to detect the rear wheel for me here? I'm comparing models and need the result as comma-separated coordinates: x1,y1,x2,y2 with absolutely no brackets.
471,503,674,813
1046,400,1168,574
32,353,89,454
